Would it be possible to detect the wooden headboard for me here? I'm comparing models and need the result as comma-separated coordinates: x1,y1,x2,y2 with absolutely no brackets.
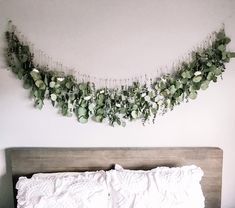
10,147,223,208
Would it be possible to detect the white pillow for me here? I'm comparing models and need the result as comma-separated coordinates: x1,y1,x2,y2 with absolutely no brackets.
108,165,205,208
16,170,110,208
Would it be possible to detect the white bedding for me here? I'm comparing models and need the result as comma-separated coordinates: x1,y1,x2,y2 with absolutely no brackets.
108,164,205,208
16,165,205,208
16,171,110,208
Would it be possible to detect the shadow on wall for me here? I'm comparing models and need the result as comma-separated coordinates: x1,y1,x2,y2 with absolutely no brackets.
0,149,15,208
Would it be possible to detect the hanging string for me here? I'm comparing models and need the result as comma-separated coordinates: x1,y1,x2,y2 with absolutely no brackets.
7,20,221,90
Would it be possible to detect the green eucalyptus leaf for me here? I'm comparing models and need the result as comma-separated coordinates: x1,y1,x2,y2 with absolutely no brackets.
55,88,61,94
217,31,225,39
17,69,24,80
49,81,56,88
193,83,201,91
169,85,176,94
68,103,73,109
207,72,214,81
162,89,170,97
121,95,126,101
120,108,126,114
33,90,39,97
149,91,155,98
114,118,121,126
175,81,183,89
44,75,49,86
98,94,105,100
34,99,43,109
79,83,87,91
69,93,76,101
61,105,68,116
131,110,138,119
209,65,217,72
182,71,192,79
23,80,31,89
57,77,65,82
79,116,88,124
95,115,103,122
144,95,150,102
97,99,103,106
224,37,231,44
165,99,171,108
218,44,225,51
50,93,57,101
78,107,87,116
21,45,30,54
151,102,159,109
154,84,159,90
230,52,235,58
96,108,104,115
20,54,28,63
84,95,91,101
176,94,184,102
66,82,72,89
222,52,227,60
141,92,147,97
159,81,166,89
35,80,46,90
214,68,222,76
55,83,60,88
30,70,41,81
151,107,157,114
132,104,138,110
80,101,87,108
201,81,210,90
12,66,19,74
116,103,121,108
189,91,197,100
193,76,202,83
212,76,217,83
194,71,202,76
88,103,95,111
121,121,126,127
181,78,188,84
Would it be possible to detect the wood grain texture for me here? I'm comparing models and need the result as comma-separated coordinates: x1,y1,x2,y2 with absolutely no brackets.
10,147,223,208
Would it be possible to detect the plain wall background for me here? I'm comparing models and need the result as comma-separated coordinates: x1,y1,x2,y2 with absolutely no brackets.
0,0,235,207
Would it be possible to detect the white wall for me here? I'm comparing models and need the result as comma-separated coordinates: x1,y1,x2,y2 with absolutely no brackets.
0,0,235,207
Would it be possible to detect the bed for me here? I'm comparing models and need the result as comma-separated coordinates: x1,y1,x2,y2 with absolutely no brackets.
10,147,223,208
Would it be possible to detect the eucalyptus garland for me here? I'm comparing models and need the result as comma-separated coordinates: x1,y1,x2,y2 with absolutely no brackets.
5,23,235,126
